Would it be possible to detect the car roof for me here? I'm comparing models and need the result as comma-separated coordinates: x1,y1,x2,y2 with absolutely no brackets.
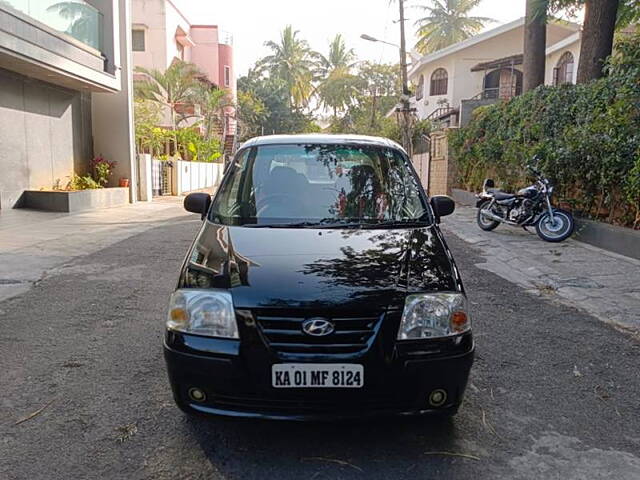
239,134,406,152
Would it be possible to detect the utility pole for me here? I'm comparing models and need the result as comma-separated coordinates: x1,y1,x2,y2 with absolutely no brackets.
397,0,414,156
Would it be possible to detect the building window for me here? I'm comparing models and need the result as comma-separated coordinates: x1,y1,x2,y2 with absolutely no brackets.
224,65,231,87
430,68,448,96
416,74,425,101
132,30,145,52
553,52,574,85
176,41,184,60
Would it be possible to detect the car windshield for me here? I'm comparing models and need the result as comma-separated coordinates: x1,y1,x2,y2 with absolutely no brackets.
209,143,430,227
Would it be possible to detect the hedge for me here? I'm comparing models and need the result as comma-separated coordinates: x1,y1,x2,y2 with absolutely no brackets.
449,32,640,229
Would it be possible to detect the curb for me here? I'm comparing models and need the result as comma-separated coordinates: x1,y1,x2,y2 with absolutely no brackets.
450,188,640,261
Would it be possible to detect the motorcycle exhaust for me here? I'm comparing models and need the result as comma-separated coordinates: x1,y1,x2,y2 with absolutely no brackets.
480,209,518,226
480,209,504,223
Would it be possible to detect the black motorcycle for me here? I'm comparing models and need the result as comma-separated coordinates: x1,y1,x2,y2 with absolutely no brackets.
475,166,575,242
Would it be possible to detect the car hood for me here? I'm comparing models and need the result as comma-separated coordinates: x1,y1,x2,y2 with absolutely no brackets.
184,222,460,312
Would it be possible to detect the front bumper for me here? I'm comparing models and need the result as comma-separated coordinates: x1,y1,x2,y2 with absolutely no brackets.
163,330,474,421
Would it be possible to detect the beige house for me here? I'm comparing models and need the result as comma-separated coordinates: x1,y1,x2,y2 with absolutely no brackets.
408,18,582,126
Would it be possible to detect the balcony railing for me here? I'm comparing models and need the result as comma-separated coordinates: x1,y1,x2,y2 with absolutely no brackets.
2,0,103,51
219,29,233,46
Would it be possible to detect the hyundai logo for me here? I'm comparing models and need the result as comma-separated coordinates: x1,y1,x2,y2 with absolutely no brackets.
302,318,335,337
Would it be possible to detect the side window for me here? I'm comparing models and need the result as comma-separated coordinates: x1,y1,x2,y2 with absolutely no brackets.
224,66,231,87
132,30,145,52
553,52,575,85
416,74,425,101
430,68,448,96
213,149,252,218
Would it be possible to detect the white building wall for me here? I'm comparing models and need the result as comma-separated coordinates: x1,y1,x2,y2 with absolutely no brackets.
163,0,192,64
410,21,580,121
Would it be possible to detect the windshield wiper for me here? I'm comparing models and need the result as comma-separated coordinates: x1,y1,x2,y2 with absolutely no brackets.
360,219,431,229
243,218,365,229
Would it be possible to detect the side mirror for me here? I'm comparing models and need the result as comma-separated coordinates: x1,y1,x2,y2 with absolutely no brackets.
430,195,455,221
184,192,211,220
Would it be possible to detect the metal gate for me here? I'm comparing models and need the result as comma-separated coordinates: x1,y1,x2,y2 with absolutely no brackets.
151,160,174,196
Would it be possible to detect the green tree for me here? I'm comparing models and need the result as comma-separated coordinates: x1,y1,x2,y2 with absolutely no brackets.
134,99,162,154
193,86,234,142
259,26,317,110
237,70,319,138
237,89,267,141
357,62,401,129
316,35,360,117
413,0,494,54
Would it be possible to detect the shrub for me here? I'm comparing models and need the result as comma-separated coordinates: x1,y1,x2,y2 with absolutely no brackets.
66,174,101,190
90,155,117,186
450,32,640,228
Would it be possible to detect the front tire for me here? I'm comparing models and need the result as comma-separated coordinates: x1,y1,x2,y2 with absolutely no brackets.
535,209,574,242
477,201,500,231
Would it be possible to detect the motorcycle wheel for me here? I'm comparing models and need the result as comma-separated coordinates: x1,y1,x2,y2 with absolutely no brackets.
535,209,574,242
477,201,500,231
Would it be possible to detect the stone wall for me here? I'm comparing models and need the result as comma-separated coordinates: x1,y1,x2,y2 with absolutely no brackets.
0,67,93,209
426,129,456,196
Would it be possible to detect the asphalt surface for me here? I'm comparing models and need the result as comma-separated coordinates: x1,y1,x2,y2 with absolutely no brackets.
1,213,639,480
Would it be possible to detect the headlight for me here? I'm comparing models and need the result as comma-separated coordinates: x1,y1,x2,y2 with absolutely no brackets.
397,293,470,340
167,289,238,338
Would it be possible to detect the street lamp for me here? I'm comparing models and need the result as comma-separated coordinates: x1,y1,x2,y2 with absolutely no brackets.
360,34,422,64
360,34,400,49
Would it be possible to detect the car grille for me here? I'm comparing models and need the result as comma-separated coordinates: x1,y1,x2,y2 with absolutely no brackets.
256,313,383,354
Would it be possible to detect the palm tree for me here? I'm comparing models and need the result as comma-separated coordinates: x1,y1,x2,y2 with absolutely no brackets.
317,34,357,76
134,60,202,131
413,0,495,54
316,35,360,117
259,26,317,110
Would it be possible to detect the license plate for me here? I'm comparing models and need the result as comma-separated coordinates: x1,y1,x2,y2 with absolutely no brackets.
272,364,364,388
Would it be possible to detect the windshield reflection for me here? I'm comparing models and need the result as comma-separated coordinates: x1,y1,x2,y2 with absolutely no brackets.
210,144,429,227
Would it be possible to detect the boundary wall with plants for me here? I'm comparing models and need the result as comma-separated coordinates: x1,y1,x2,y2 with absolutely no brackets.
449,32,640,229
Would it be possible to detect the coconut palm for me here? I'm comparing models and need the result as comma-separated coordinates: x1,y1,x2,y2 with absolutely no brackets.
414,0,495,54
259,26,317,110
134,60,202,130
316,34,357,77
316,35,360,117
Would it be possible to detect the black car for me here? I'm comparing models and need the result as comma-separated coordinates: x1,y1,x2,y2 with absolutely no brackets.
164,134,474,420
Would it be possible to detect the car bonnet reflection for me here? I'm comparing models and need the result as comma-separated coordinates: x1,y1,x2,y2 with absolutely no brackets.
186,222,457,311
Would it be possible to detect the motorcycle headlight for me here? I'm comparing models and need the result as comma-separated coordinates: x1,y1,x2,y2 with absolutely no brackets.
397,293,470,340
167,289,238,339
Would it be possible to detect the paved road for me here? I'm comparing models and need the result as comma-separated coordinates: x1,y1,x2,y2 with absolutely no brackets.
1,213,639,480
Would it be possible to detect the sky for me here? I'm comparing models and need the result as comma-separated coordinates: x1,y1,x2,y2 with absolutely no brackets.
175,0,528,76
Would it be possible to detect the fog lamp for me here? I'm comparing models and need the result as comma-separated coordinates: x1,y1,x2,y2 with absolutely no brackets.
188,387,206,403
428,389,447,407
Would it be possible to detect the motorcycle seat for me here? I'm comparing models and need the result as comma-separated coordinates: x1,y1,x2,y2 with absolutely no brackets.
487,189,516,200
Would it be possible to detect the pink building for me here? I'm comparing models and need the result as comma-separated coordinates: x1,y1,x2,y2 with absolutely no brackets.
131,0,236,148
